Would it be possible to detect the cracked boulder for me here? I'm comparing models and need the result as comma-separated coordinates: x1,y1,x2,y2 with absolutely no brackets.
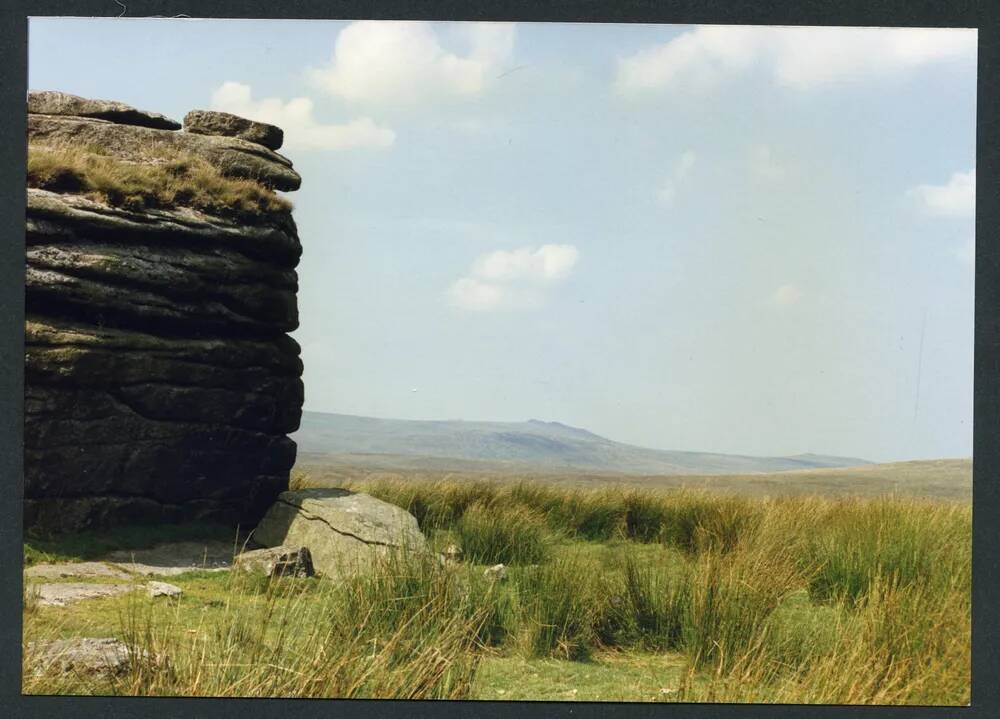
250,489,428,578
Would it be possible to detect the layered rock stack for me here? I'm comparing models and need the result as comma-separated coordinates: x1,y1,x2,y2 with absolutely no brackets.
25,91,304,532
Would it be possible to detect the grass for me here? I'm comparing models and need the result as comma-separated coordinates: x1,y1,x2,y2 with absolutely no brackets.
25,555,483,699
472,651,690,701
27,141,292,218
456,501,549,565
23,477,971,704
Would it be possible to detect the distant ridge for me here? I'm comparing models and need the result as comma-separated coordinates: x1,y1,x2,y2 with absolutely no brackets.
293,412,873,476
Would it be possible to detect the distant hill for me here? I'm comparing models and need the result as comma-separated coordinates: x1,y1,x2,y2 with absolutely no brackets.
293,411,873,476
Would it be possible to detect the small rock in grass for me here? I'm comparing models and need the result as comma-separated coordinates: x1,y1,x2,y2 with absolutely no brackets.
234,545,315,578
484,563,508,582
147,581,183,599
26,637,147,677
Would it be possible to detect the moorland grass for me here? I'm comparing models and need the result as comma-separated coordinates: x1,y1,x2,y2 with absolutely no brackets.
24,478,971,704
24,552,484,699
27,141,292,218
456,501,549,565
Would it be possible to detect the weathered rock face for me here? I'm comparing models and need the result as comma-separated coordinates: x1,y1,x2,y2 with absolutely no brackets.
251,489,428,578
184,110,284,150
28,90,182,130
25,92,305,533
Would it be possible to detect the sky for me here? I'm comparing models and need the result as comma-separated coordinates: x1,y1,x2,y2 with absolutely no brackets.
27,19,976,462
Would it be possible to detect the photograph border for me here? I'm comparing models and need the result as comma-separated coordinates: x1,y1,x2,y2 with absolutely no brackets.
1,1,995,718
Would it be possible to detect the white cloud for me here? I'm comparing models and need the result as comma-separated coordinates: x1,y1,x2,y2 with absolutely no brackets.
770,283,803,307
657,150,697,206
474,244,579,282
449,244,578,311
908,168,976,217
309,21,516,104
617,26,975,95
210,81,395,152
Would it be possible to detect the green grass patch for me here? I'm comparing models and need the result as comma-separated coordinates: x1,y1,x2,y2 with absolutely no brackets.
472,650,689,701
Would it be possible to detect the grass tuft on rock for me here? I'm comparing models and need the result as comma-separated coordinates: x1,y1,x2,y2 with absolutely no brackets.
27,141,292,218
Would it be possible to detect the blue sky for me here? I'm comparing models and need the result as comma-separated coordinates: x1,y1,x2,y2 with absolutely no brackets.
28,19,976,462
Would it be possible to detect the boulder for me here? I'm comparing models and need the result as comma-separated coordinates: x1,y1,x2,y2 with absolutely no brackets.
24,94,303,534
251,489,428,578
484,564,508,582
26,637,147,677
184,109,284,150
234,545,315,577
28,114,301,191
28,90,181,130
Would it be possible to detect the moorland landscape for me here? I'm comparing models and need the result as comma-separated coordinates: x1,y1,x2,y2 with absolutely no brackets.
22,19,975,708
24,405,972,703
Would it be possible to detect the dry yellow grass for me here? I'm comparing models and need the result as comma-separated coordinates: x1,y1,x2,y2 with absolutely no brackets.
27,141,292,217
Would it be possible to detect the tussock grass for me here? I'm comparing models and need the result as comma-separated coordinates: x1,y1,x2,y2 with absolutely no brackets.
456,501,549,565
25,552,483,699
517,556,597,660
593,554,688,650
27,141,292,218
799,498,970,602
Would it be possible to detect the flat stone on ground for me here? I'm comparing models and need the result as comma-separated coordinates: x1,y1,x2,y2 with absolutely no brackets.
24,561,132,580
147,581,183,598
31,582,135,607
26,637,145,676
101,540,238,576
